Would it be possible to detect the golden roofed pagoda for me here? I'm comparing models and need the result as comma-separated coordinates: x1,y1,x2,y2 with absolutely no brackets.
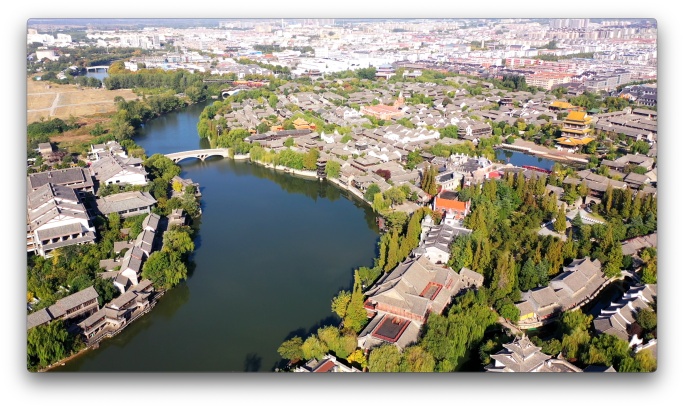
556,110,594,147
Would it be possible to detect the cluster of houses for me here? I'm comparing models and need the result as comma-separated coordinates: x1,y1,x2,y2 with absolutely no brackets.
27,141,193,257
26,141,195,346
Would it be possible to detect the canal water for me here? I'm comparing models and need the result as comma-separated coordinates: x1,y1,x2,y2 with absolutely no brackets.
495,148,557,171
55,100,380,372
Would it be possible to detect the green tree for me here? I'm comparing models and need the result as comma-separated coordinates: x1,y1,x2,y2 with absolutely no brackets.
277,336,304,361
162,228,195,256
439,125,460,139
635,308,657,331
583,334,630,368
384,186,407,207
303,148,319,171
364,184,381,202
399,345,435,372
301,335,327,360
356,67,377,81
384,230,400,273
554,204,567,233
603,243,624,278
559,310,592,360
27,320,74,370
331,290,352,320
110,111,135,141
343,271,368,333
325,160,341,178
368,343,402,372
141,251,188,290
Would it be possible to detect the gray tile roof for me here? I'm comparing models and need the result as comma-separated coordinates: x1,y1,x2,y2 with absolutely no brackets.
96,191,157,215
27,308,53,330
90,153,147,183
27,168,94,191
46,286,99,318
28,183,80,211
365,256,464,320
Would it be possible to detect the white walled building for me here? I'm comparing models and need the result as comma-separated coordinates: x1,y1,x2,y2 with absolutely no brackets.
27,183,96,257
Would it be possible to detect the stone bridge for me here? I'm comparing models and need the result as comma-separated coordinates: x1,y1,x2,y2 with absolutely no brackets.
86,66,109,72
165,149,230,164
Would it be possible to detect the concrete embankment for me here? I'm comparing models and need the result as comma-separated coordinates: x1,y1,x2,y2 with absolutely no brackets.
498,143,588,165
248,159,319,180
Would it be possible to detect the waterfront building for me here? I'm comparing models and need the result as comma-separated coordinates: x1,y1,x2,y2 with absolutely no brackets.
26,183,96,257
27,286,100,331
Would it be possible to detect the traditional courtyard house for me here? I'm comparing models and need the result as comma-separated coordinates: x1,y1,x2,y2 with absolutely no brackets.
95,191,157,218
141,212,161,233
170,176,202,198
412,214,472,265
358,256,483,351
27,286,100,331
89,153,148,188
563,170,627,204
432,191,471,219
26,183,96,257
457,119,492,142
168,208,187,228
27,167,95,196
621,233,657,257
375,64,396,80
294,354,361,373
134,226,157,258
292,117,317,130
88,141,127,161
548,100,575,111
38,142,54,157
593,284,657,344
486,335,582,372
360,104,404,121
115,246,147,292
555,110,594,149
515,257,610,328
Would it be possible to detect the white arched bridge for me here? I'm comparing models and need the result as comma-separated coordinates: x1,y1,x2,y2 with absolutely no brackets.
165,149,230,164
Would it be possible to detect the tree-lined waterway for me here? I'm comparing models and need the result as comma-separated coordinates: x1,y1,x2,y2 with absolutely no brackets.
55,101,380,372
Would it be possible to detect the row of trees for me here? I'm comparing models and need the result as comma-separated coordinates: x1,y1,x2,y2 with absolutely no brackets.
104,67,208,102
